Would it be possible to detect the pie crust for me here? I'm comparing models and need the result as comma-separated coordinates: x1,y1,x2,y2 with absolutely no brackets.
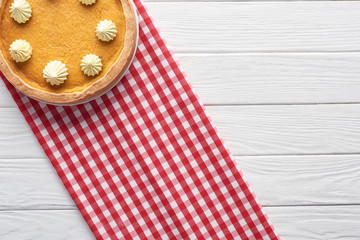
0,0,137,104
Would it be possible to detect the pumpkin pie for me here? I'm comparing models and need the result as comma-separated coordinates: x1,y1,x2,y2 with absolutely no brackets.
0,0,138,104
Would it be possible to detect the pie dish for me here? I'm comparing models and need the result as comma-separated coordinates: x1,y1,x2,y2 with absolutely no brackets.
0,0,138,105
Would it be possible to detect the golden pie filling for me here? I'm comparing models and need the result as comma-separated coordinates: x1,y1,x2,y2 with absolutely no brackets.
0,0,128,94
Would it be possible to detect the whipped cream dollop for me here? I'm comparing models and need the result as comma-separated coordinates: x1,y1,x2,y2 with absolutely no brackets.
43,61,69,86
10,0,32,24
96,20,117,42
9,39,32,63
81,54,103,76
80,0,96,6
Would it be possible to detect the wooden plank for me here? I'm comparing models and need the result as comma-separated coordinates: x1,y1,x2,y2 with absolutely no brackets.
1,104,360,157
266,206,360,240
0,159,73,210
0,80,15,108
0,108,44,159
179,53,360,105
1,206,359,239
2,53,360,107
0,155,358,210
145,2,360,53
206,104,360,155
0,210,93,240
236,155,360,206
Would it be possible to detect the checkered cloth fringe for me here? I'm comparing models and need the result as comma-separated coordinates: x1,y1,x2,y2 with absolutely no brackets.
1,0,279,239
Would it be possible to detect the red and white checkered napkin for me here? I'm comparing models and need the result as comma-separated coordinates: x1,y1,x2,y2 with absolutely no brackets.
1,1,279,239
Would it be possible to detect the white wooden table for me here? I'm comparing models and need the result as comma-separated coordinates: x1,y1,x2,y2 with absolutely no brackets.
1,1,360,239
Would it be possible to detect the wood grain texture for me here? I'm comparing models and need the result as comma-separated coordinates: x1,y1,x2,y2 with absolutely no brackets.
1,104,360,157
0,108,44,159
0,159,73,210
3,53,360,107
1,206,359,240
145,2,360,53
179,53,360,105
0,80,14,108
0,155,358,210
236,155,360,206
206,104,360,155
0,210,93,240
266,206,360,240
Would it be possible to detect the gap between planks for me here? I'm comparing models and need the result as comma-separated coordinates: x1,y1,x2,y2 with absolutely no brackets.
145,0,358,2
1,203,360,211
1,152,360,159
2,204,360,212
2,103,360,110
